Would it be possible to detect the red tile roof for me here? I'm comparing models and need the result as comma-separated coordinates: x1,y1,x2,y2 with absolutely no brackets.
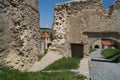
101,40,112,46
42,32,49,38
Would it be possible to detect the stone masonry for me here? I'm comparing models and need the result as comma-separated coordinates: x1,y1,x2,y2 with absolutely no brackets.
50,0,120,57
0,0,40,71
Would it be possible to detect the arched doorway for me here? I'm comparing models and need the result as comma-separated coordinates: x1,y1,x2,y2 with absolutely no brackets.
94,45,99,49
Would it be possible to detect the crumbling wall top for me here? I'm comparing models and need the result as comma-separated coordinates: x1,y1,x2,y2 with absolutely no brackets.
55,0,102,10
55,0,120,10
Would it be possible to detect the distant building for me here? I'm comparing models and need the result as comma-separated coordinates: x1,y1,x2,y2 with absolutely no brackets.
40,32,52,53
101,40,114,49
92,39,115,49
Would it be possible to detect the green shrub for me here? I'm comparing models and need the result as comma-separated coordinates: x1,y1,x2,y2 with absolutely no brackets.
44,57,80,70
0,67,85,80
101,49,120,59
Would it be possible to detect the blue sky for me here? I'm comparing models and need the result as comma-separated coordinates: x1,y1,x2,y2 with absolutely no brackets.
38,0,116,28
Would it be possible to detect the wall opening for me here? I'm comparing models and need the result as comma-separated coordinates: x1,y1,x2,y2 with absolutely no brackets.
71,43,84,58
95,45,99,49
102,0,116,9
89,38,120,63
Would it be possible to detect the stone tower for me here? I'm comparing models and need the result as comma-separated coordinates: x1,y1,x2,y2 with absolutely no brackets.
0,0,40,71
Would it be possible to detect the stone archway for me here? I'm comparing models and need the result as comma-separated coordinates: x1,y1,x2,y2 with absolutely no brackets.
89,37,120,80
87,37,120,60
89,37,120,50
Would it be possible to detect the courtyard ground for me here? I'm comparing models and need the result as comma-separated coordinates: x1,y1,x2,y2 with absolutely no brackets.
89,49,120,80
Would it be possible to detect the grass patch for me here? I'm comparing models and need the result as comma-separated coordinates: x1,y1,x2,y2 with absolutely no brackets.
0,67,85,80
44,49,48,55
101,49,120,62
89,48,96,53
38,55,44,61
110,53,120,62
38,49,48,61
44,57,80,70
101,49,120,59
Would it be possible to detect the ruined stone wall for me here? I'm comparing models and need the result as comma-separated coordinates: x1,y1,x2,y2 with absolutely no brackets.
52,0,120,57
0,0,40,71
50,3,70,56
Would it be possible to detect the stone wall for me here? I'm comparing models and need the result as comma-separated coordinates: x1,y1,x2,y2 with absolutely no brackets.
0,0,40,71
51,0,120,57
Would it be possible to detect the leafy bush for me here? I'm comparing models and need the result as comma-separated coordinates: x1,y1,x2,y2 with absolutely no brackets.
0,67,85,80
44,57,80,70
101,49,120,59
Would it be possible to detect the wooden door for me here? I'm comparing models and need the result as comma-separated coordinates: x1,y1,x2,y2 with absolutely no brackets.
71,44,83,58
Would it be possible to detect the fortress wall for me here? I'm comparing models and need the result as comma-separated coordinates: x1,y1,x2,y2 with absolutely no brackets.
0,0,40,71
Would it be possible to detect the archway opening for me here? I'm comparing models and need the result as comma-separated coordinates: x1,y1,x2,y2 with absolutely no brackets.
94,45,99,49
89,37,120,79
90,38,120,63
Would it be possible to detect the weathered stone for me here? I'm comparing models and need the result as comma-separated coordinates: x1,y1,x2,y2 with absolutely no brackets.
50,0,120,57
0,0,40,71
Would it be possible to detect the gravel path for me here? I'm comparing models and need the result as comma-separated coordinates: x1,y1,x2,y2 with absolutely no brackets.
89,49,120,80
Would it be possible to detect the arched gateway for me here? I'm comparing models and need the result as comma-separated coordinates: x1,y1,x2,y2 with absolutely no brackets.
49,0,120,58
